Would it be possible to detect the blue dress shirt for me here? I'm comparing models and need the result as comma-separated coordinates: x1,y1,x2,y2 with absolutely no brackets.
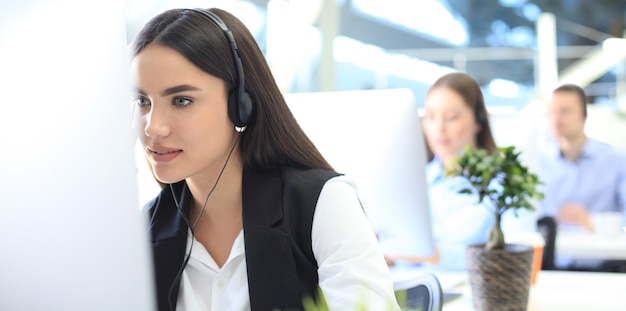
425,157,492,270
538,138,626,224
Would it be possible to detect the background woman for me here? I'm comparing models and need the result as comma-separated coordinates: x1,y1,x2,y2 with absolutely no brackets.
421,72,497,270
387,72,497,270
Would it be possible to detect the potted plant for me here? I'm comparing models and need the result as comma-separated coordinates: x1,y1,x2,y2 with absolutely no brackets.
447,145,544,311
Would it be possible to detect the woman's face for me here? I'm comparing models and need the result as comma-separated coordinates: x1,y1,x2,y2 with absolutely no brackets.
422,87,480,160
130,44,237,184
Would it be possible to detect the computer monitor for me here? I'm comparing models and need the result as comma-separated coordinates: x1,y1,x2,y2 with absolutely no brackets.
285,88,435,258
0,2,155,310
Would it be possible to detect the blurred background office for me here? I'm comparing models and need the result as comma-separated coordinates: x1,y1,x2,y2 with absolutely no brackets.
125,0,626,111
126,0,626,202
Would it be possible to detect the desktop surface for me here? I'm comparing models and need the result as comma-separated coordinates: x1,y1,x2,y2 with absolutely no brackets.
442,270,626,311
556,230,626,260
391,262,626,311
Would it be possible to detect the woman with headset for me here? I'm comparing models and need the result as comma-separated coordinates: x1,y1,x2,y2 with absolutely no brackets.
420,72,497,270
386,73,498,270
130,8,399,311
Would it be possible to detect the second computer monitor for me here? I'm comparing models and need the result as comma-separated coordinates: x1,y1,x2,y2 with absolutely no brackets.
285,88,434,258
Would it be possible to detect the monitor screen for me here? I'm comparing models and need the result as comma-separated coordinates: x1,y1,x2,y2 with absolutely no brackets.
0,1,155,310
285,88,435,258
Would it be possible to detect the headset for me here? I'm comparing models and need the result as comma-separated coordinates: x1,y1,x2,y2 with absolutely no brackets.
475,104,487,126
188,8,254,132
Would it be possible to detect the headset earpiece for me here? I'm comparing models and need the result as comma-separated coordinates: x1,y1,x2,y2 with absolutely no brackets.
189,8,254,132
476,107,486,126
238,92,253,124
228,89,252,131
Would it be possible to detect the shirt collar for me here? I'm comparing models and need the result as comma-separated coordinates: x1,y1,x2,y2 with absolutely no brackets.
556,137,600,160
580,137,603,158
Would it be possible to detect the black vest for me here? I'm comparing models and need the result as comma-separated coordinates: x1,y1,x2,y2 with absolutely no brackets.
146,167,340,311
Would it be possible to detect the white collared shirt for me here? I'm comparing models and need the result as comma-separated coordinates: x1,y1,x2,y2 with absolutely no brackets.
176,175,400,311
176,230,248,311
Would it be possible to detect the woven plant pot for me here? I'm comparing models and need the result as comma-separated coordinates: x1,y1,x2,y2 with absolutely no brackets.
466,243,534,311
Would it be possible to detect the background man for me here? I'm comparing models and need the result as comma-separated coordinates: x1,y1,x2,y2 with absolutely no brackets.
539,84,626,271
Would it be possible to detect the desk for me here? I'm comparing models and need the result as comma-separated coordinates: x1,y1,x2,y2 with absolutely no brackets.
442,270,626,311
556,230,626,260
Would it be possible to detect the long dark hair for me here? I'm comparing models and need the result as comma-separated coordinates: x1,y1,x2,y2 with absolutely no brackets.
425,72,497,161
131,8,332,172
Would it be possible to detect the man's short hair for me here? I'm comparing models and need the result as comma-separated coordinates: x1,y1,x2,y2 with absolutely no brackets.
553,84,588,118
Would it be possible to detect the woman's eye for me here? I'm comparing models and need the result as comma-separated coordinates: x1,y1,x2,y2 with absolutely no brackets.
173,97,192,107
133,97,150,107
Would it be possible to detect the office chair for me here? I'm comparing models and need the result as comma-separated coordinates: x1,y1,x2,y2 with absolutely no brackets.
395,273,443,311
537,216,557,270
